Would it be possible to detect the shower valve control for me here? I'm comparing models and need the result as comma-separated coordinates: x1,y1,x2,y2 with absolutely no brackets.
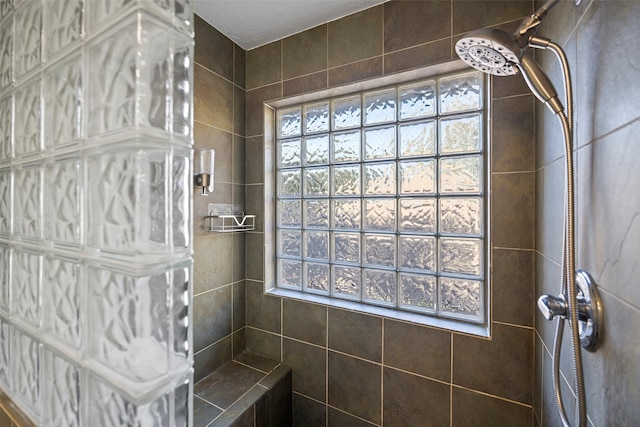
537,294,567,320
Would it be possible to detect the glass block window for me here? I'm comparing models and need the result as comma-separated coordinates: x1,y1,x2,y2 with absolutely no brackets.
275,70,486,323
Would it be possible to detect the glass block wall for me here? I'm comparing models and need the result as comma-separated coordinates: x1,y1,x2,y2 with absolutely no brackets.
0,0,194,425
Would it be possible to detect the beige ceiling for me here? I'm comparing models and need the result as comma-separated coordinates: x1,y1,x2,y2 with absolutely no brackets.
192,0,389,50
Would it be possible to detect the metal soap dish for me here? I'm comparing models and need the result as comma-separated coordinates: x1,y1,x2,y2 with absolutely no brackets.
207,211,256,233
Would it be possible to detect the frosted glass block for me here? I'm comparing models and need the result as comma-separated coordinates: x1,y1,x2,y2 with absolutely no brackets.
364,125,395,160
304,262,329,293
44,54,83,148
13,165,42,240
399,80,436,120
364,198,395,231
14,77,42,157
0,318,10,388
304,166,329,196
364,162,396,195
332,130,360,163
364,234,395,268
0,95,12,161
399,120,435,158
171,39,194,139
332,199,360,229
0,22,12,88
304,230,328,261
278,138,301,168
440,155,481,194
440,277,482,320
42,348,80,427
440,197,482,235
14,0,42,76
279,259,301,289
364,269,395,304
172,0,193,26
43,255,81,349
399,235,435,271
440,114,481,154
400,160,435,195
304,199,328,228
364,88,395,125
399,273,436,311
304,102,329,134
332,164,360,196
279,229,301,257
278,170,301,197
44,0,83,58
332,95,360,130
0,169,11,235
170,267,190,365
278,199,301,227
332,232,360,264
305,135,329,164
399,198,435,233
12,249,41,328
440,237,482,276
12,327,40,417
0,0,12,21
171,151,190,249
277,107,301,138
44,157,82,246
87,0,131,31
0,244,10,313
332,265,361,299
439,71,482,114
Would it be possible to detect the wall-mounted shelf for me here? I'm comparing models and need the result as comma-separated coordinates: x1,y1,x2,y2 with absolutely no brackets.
206,212,256,233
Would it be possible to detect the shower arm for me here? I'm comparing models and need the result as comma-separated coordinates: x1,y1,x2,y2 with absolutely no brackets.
514,0,559,44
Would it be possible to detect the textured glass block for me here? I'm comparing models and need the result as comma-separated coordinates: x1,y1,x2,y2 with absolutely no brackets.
279,259,301,288
400,160,435,195
440,156,481,194
278,200,301,227
304,262,329,293
0,95,12,160
44,54,83,148
440,277,482,320
304,230,328,261
44,157,82,246
440,197,482,235
304,199,328,228
42,348,80,427
45,0,83,58
0,318,10,388
0,244,10,313
12,328,40,416
439,71,482,114
332,199,360,229
399,80,436,120
440,114,481,154
14,0,42,76
440,237,482,276
279,229,301,257
304,167,329,196
399,198,435,233
0,0,12,23
399,235,436,271
0,22,12,88
88,0,133,31
332,95,361,130
171,39,193,139
364,162,395,195
277,107,301,138
332,232,360,264
12,249,41,328
332,265,361,299
364,234,395,268
332,165,360,196
364,125,395,160
171,151,190,249
400,273,436,311
278,138,301,168
305,135,329,164
171,267,190,364
43,255,81,349
399,120,435,158
364,199,395,231
0,169,11,235
278,170,301,197
332,130,360,163
364,269,396,304
304,102,329,134
14,77,42,157
13,165,42,239
364,88,395,125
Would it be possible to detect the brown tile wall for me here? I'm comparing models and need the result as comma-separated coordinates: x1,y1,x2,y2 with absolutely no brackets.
242,1,537,425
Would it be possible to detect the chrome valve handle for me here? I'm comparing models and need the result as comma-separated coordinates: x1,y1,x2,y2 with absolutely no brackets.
537,293,567,320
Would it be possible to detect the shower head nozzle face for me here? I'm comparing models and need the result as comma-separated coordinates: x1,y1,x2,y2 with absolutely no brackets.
455,29,521,76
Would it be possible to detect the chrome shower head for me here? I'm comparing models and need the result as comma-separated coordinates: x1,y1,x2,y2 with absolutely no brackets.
455,28,522,76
